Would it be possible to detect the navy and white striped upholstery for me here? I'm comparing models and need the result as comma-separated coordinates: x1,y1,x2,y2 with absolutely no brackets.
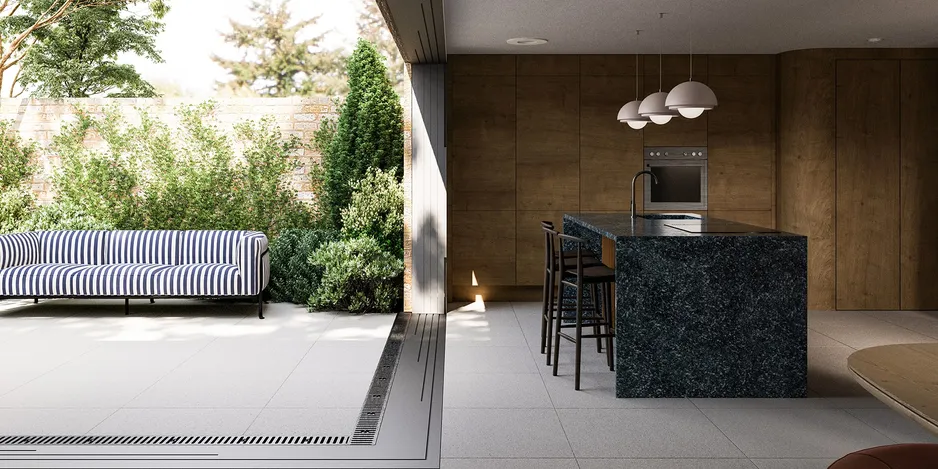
108,231,179,265
0,233,39,269
0,230,269,299
38,231,109,265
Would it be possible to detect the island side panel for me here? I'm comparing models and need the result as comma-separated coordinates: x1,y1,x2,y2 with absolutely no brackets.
614,235,808,398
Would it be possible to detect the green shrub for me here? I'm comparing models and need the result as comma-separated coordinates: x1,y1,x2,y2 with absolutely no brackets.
309,236,404,314
319,39,404,229
0,121,37,190
45,102,313,236
18,202,116,231
341,167,404,258
268,229,336,304
0,188,34,233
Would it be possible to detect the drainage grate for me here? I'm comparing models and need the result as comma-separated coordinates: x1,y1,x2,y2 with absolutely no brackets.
350,313,409,445
0,435,348,446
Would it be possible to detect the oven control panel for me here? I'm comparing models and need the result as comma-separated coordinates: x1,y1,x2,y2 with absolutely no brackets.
645,147,707,160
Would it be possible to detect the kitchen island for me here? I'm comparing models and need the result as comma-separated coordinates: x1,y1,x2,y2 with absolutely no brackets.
563,213,807,398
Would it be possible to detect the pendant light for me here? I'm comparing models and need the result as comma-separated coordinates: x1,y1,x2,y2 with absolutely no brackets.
639,13,679,125
666,0,717,118
617,38,650,130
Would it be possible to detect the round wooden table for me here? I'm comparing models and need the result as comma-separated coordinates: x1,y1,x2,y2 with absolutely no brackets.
848,343,938,436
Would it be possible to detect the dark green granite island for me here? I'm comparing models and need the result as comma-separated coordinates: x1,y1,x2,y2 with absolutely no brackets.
562,213,808,398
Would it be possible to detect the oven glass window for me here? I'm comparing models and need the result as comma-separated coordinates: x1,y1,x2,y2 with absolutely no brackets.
649,166,702,203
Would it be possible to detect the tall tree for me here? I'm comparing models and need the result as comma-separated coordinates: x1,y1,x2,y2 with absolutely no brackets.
0,0,165,95
213,0,345,97
319,39,403,229
15,1,166,97
357,0,405,95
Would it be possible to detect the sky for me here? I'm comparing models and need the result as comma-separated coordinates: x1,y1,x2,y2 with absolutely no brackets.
123,0,362,97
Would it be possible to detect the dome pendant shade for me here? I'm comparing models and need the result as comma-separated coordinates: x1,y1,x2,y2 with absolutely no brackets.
638,91,678,125
617,100,649,129
666,81,717,118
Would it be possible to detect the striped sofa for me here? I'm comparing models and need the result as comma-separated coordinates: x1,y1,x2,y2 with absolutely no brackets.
0,230,270,319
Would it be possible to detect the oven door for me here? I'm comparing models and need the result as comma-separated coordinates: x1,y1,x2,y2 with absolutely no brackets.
643,160,708,211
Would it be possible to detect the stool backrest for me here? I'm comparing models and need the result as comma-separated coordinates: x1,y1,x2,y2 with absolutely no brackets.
541,221,559,272
557,233,588,275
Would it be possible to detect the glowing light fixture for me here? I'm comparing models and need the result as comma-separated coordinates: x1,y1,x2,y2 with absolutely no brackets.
666,1,717,118
617,44,650,130
639,14,679,125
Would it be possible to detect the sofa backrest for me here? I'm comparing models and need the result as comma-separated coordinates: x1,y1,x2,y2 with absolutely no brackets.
178,231,245,265
0,232,40,269
107,231,180,265
38,231,110,265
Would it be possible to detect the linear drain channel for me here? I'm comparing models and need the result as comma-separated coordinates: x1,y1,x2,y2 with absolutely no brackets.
0,435,348,446
351,312,409,445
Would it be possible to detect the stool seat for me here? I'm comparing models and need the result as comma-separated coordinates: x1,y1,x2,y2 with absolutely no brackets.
829,444,938,469
562,265,616,284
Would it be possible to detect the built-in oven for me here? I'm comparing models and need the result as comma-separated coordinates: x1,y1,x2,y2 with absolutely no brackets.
643,147,708,211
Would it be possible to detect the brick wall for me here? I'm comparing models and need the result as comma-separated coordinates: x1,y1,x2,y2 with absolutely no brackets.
0,95,414,310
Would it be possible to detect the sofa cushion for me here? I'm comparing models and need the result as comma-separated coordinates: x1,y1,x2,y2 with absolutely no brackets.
107,231,180,265
0,264,93,296
38,231,109,265
0,232,39,269
179,231,245,265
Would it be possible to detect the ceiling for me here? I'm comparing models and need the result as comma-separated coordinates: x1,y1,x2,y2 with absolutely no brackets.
444,0,938,55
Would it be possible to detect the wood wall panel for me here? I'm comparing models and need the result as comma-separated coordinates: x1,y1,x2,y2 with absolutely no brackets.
580,74,644,211
516,210,566,286
449,211,517,287
516,76,580,211
710,210,775,229
708,61,776,211
835,60,901,310
900,60,938,310
517,55,580,76
777,50,837,310
580,55,639,75
449,74,517,210
449,55,516,76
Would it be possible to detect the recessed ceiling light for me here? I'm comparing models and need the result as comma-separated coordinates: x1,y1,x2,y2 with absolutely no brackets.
507,37,548,46
868,37,883,43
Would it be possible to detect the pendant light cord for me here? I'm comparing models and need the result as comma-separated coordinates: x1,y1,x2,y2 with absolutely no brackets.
658,12,664,92
689,0,694,81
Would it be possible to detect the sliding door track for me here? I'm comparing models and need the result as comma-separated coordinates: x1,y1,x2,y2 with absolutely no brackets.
0,312,445,468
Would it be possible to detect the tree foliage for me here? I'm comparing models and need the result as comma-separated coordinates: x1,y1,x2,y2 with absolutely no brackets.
356,0,406,95
318,39,403,229
0,0,166,96
341,167,404,259
16,1,166,97
213,0,345,97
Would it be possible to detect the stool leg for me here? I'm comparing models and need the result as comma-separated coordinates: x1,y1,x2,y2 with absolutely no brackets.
540,267,550,354
604,282,614,371
573,282,583,391
591,284,602,353
545,266,556,366
552,280,566,377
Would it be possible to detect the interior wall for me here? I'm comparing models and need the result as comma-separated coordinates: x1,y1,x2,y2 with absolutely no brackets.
447,54,777,301
777,48,938,311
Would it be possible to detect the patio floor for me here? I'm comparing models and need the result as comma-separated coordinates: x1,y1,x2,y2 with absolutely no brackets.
443,301,938,469
0,299,394,438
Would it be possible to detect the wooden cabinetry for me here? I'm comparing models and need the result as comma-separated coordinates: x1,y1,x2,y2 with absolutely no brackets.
900,60,938,310
835,60,901,310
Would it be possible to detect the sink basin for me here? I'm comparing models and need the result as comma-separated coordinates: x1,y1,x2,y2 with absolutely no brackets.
636,213,702,220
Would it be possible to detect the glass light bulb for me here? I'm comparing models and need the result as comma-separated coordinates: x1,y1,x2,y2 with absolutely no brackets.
650,115,673,125
626,120,648,130
678,108,706,119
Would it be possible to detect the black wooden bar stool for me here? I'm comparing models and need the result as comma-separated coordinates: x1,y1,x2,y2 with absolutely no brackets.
540,222,602,366
552,233,615,390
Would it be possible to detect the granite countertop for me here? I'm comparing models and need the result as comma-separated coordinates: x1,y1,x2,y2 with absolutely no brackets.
564,212,803,239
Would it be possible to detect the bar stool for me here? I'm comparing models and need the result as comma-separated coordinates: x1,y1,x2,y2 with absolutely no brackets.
540,222,602,366
552,233,616,390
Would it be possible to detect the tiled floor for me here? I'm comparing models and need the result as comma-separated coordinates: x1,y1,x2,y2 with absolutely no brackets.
443,301,938,469
0,299,394,437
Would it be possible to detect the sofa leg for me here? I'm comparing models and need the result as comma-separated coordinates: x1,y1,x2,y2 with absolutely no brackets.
150,298,155,304
257,294,264,320
125,298,130,316
34,298,38,304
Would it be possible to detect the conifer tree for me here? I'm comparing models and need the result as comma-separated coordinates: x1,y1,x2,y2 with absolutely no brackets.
212,0,345,97
356,0,406,95
319,39,403,229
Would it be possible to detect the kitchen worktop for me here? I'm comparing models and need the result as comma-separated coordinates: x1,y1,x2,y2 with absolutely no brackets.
565,212,799,238
563,212,808,398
